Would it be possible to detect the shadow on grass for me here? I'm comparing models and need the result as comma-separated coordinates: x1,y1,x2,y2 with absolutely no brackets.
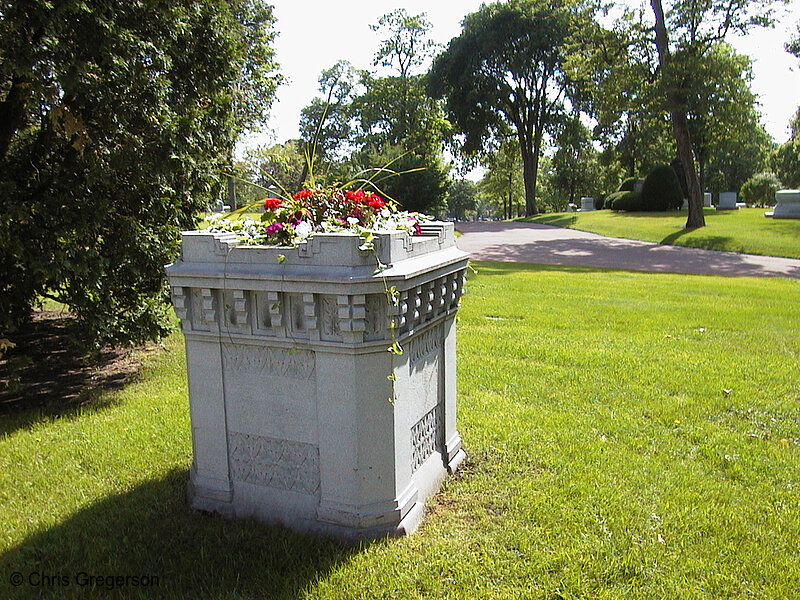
660,229,738,253
0,313,157,438
0,468,360,599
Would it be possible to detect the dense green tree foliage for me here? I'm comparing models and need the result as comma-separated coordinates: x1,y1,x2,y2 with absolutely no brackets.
445,179,479,221
548,117,601,210
770,109,800,188
428,0,589,216
740,172,782,206
0,0,280,347
479,138,526,219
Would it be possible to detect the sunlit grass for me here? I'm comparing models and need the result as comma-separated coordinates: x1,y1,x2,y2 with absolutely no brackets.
1,263,799,598
523,208,800,259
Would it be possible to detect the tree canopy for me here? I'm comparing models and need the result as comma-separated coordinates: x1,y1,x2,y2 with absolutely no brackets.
0,0,280,347
428,0,587,216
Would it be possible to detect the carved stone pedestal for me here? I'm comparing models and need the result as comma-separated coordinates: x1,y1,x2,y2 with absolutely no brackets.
765,189,800,219
165,223,469,540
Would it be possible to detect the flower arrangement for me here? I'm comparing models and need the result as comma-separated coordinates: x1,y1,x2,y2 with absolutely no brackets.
204,184,429,248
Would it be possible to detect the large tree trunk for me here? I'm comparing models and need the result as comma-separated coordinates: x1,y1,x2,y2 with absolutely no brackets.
650,0,705,228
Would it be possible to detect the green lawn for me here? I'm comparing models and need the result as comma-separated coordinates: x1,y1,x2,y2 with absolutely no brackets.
2,264,799,598
523,208,800,259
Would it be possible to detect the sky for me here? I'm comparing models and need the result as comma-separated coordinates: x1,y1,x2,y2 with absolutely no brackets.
243,0,800,150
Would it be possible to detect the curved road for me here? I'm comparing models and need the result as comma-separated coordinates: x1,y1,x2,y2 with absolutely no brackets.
455,221,800,279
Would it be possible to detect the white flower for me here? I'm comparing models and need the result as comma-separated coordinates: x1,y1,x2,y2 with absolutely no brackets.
380,208,391,218
347,217,360,226
294,221,313,239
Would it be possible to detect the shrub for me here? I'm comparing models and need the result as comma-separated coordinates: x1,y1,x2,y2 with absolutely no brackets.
640,165,684,211
608,190,646,211
618,177,639,192
594,193,607,210
740,172,782,207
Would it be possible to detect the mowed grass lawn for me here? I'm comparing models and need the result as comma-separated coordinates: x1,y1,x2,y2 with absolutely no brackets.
2,263,799,599
524,208,800,260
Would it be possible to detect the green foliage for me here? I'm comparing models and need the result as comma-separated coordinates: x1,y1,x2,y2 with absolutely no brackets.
351,144,449,214
0,0,280,347
618,177,641,192
770,108,800,188
245,140,306,196
549,117,601,211
428,0,587,215
608,190,646,211
739,172,782,207
640,164,684,211
446,179,479,221
479,137,526,219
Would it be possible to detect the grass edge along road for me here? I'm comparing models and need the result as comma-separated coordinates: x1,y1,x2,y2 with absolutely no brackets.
1,262,799,599
523,207,800,260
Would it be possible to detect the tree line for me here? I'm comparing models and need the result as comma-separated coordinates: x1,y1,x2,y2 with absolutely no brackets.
1,0,799,351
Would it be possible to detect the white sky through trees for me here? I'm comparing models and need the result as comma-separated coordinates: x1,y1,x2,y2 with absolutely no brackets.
247,0,800,147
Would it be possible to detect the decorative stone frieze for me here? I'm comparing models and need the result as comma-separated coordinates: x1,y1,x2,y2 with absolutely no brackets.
166,222,469,540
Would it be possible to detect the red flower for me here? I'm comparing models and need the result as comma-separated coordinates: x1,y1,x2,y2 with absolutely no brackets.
367,195,385,210
292,189,314,200
263,197,282,211
345,190,365,203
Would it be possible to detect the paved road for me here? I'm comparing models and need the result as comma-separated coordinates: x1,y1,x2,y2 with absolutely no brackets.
455,221,800,279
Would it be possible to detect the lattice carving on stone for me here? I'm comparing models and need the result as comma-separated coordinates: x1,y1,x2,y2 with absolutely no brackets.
411,402,444,472
229,431,320,495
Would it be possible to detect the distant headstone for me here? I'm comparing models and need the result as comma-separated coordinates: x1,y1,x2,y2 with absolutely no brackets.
682,198,688,210
765,189,800,219
717,192,738,210
704,193,712,207
578,197,595,212
566,203,577,213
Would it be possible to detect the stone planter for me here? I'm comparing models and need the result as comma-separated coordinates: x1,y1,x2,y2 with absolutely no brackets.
765,189,800,219
165,222,469,540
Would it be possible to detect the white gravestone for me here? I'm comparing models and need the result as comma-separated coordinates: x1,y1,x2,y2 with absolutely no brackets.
766,189,800,219
578,197,594,211
717,191,738,209
166,223,469,540
704,193,712,207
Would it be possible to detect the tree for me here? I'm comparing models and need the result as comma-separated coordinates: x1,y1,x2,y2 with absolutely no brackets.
479,137,525,220
649,0,778,228
771,30,800,187
299,60,362,176
246,140,306,196
428,0,585,216
446,180,479,221
549,116,601,210
740,172,782,206
349,10,450,212
0,0,280,347
771,109,800,188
